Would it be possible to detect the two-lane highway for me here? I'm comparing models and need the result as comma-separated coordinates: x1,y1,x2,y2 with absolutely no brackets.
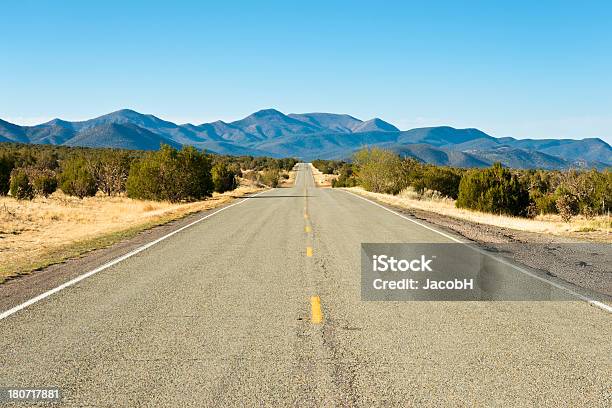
1,163,610,406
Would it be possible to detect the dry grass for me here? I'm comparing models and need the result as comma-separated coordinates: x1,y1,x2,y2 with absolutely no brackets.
279,170,297,187
311,165,337,187
0,184,262,282
346,186,612,241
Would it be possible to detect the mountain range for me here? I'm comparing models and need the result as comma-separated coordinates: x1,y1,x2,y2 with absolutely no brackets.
1,109,610,169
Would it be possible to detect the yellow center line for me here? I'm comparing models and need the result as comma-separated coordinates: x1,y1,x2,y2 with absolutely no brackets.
306,246,313,257
310,295,323,324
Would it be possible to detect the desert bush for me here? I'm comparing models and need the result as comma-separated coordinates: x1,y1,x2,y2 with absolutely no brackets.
127,145,212,202
242,170,260,184
35,150,60,170
89,150,131,196
29,168,58,197
59,157,98,198
530,193,558,216
413,166,461,199
260,168,280,187
353,148,406,194
554,169,611,217
456,163,529,216
212,162,238,193
312,159,344,175
0,153,15,195
9,168,34,200
555,193,579,222
332,164,357,187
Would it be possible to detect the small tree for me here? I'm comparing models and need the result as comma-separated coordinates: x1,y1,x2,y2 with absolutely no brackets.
0,153,15,195
29,168,58,197
415,166,462,199
212,162,238,193
353,148,406,194
555,193,579,222
126,145,212,202
456,163,529,216
59,157,98,198
89,150,131,196
9,168,34,200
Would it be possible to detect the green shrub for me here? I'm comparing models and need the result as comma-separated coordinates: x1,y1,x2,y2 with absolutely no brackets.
555,193,579,222
353,148,406,194
312,159,344,175
414,166,461,199
30,168,57,197
9,168,34,200
456,163,529,216
332,164,357,187
212,162,238,193
532,193,558,215
260,168,280,188
0,153,15,195
59,157,98,198
126,145,212,202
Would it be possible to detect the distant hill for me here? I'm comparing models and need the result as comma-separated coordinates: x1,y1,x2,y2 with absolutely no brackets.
392,144,491,168
64,123,181,150
1,108,610,169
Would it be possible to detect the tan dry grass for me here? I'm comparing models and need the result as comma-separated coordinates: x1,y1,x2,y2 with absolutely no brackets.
0,185,262,281
279,170,297,187
346,186,612,241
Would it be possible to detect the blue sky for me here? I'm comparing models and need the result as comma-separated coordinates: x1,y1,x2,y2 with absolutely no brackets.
1,0,611,142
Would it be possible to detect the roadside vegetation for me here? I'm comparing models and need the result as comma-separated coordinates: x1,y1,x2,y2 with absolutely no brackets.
0,142,297,201
313,148,611,236
0,142,297,281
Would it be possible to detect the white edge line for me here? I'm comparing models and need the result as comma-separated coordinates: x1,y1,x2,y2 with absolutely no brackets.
342,189,612,313
0,189,270,321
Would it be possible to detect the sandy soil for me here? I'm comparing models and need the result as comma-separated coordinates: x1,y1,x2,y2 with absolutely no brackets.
279,170,297,187
311,166,338,187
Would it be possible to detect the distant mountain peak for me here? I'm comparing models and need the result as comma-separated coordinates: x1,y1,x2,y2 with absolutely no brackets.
352,118,399,133
112,108,141,116
42,118,72,127
251,108,285,118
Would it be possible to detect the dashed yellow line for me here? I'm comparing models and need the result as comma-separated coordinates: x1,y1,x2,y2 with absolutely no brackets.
310,295,323,324
306,246,313,257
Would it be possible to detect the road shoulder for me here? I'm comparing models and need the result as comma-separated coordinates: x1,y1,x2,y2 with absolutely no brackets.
343,188,612,299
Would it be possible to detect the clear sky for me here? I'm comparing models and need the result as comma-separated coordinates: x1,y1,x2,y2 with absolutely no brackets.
1,0,611,142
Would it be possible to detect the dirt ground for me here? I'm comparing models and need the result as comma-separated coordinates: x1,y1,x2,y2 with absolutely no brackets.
311,165,338,187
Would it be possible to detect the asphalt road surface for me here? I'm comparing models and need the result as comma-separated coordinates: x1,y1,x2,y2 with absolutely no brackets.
1,164,610,407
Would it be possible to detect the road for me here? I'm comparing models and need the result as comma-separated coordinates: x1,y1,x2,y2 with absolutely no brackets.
0,163,610,407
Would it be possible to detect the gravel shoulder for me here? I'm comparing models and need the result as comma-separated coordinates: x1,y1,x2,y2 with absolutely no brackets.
348,189,612,298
